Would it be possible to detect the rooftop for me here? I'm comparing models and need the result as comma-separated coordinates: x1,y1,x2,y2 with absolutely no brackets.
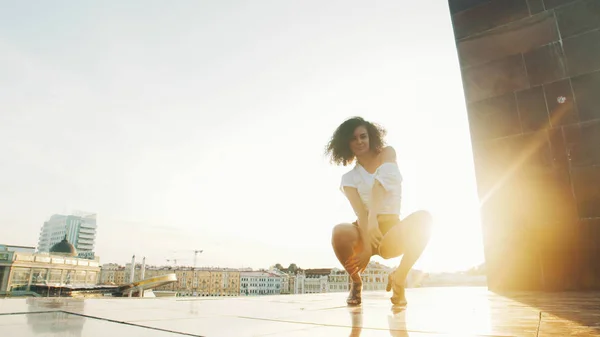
1,287,599,336
49,236,77,257
241,271,280,277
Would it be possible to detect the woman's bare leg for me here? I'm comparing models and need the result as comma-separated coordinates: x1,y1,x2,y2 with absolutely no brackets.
331,223,371,305
378,210,433,304
332,224,365,280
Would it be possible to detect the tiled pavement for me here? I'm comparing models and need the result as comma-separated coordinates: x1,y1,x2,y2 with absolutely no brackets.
1,287,599,336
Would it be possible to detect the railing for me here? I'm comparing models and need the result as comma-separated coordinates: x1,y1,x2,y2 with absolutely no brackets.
0,291,41,298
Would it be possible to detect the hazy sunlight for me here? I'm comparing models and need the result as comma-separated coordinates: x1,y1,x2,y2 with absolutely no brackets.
1,1,484,272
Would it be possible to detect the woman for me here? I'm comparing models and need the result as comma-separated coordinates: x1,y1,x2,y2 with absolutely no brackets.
326,117,432,307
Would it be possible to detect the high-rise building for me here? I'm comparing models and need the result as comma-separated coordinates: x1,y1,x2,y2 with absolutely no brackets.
37,213,97,260
1,241,100,293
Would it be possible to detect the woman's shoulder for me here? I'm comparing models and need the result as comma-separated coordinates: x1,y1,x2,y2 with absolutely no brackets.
342,164,359,178
340,165,360,189
376,146,401,174
380,146,397,163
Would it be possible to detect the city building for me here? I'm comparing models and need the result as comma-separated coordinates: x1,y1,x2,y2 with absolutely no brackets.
293,274,304,294
291,263,395,295
240,271,281,296
360,261,393,291
96,261,419,297
0,240,100,293
270,269,291,294
100,264,241,297
328,268,350,293
161,268,240,297
294,269,330,294
288,274,295,294
0,244,35,254
98,263,127,285
210,269,240,296
37,213,97,260
302,274,329,294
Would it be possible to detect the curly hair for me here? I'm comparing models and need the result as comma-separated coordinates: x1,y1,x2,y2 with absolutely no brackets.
325,117,386,166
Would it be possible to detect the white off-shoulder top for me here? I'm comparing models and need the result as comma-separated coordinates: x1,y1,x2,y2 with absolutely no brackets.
340,162,403,215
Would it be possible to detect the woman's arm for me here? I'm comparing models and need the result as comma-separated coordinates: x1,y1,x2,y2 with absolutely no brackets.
367,146,398,246
342,186,374,274
369,147,397,214
342,186,371,246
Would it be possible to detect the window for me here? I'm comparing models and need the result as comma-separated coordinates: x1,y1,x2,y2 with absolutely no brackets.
75,271,86,283
32,269,48,283
11,268,30,285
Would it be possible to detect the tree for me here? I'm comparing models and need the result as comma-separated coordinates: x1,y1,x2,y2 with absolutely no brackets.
287,263,298,274
274,263,284,271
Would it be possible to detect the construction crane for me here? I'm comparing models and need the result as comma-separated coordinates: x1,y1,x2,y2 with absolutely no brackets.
193,250,203,269
168,249,204,269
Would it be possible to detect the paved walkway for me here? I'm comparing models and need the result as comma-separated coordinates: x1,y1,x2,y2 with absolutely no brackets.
1,286,599,336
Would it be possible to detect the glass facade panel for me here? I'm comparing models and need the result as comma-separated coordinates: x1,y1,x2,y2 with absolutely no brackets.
49,269,62,283
75,270,86,283
11,268,30,285
86,271,97,284
31,269,48,284
0,267,6,290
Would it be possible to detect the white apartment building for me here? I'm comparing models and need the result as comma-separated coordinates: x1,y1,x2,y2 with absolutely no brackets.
240,271,281,296
303,274,329,294
327,262,394,293
328,269,350,293
288,275,296,294
269,269,291,294
294,274,304,294
37,213,97,260
361,262,393,291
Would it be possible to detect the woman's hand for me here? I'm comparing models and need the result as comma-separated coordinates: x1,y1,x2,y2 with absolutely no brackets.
368,213,383,249
344,244,372,276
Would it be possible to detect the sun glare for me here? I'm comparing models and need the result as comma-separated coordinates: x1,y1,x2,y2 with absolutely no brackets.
364,82,486,273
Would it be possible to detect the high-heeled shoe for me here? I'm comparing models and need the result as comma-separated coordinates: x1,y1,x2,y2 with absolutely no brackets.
386,272,407,306
346,281,363,306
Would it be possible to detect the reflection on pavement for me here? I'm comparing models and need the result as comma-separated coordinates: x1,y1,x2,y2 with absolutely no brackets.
348,305,410,337
26,298,86,337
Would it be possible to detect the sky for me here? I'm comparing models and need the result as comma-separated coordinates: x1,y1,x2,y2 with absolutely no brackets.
0,0,484,272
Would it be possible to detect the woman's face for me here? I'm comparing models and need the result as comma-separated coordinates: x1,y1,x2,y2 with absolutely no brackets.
349,125,370,156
